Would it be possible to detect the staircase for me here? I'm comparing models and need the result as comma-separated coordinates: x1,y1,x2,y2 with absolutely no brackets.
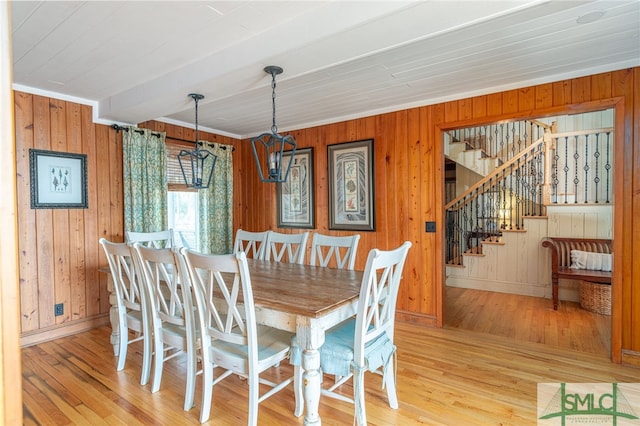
444,115,614,300
444,120,551,264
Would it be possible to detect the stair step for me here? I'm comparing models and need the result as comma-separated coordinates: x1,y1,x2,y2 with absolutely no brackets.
463,252,485,257
481,239,504,245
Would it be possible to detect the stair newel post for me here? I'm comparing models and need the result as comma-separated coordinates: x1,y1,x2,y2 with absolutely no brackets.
542,128,554,206
536,142,545,216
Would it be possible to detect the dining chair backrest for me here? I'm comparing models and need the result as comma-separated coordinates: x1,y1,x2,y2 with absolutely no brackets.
354,241,412,364
309,233,360,270
98,238,151,384
131,243,198,411
126,229,174,249
132,243,192,335
233,229,269,259
290,241,412,425
100,238,145,323
180,248,294,425
264,231,309,264
183,249,253,350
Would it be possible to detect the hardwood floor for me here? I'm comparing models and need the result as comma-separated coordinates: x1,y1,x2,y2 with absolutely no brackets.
22,291,637,426
445,287,612,357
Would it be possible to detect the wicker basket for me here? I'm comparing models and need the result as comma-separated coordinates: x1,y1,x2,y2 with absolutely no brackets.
579,281,611,315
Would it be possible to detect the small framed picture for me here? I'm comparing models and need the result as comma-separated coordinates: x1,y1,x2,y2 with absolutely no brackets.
328,139,375,231
29,149,88,209
276,147,315,229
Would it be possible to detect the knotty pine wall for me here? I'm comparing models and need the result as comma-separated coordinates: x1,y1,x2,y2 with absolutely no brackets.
234,68,639,364
14,67,640,365
15,92,117,343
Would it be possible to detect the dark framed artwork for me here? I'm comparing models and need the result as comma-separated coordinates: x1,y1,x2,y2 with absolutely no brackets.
29,149,88,209
328,139,375,231
276,147,315,229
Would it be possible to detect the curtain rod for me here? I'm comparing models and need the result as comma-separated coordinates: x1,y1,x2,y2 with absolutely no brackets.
111,124,234,151
111,124,162,138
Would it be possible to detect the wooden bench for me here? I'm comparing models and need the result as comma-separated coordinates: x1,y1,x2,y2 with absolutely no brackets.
541,237,612,310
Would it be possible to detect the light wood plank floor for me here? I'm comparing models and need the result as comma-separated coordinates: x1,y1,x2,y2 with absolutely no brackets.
445,287,612,357
22,292,636,425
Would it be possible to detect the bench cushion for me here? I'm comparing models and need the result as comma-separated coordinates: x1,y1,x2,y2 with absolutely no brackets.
570,250,613,272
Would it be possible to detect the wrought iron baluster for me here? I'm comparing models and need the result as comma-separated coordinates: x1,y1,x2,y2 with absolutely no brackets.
552,137,559,204
517,121,523,155
573,135,579,203
455,207,462,265
481,183,487,226
515,160,522,229
501,168,509,229
563,136,569,204
510,122,516,160
583,134,590,203
594,133,600,204
462,197,470,253
491,125,497,157
473,189,480,251
521,153,530,217
509,163,515,228
497,125,503,162
605,132,611,203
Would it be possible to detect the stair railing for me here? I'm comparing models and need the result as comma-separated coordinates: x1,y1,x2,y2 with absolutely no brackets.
447,119,553,164
445,138,546,265
547,127,614,205
445,126,615,266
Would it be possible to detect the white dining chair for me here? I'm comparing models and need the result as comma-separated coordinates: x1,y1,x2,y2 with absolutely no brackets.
126,229,174,248
180,248,294,425
309,233,361,270
99,238,152,386
233,229,269,260
264,231,309,264
131,243,198,412
291,241,412,425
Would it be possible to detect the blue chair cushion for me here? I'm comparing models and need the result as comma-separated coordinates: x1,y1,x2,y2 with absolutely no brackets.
290,318,395,377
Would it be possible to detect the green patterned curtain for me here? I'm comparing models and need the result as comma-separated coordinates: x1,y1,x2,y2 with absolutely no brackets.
123,127,168,233
198,142,233,254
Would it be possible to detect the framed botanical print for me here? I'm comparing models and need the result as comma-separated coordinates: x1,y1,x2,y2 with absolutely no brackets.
276,147,315,229
29,149,88,209
328,139,375,231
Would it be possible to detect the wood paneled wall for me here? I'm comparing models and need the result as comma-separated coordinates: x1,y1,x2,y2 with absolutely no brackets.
14,67,639,365
15,93,119,342
235,68,639,363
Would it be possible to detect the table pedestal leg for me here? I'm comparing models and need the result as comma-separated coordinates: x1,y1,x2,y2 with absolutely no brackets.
302,348,321,426
105,273,119,355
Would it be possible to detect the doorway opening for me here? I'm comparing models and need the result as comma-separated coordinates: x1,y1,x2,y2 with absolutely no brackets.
442,109,614,358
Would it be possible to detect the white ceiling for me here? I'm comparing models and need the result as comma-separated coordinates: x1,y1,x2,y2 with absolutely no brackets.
10,0,640,139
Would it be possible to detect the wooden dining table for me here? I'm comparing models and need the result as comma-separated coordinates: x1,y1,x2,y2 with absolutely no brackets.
244,258,362,426
102,258,363,425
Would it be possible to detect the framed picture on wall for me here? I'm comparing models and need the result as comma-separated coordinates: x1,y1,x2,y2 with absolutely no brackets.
276,147,315,229
29,149,88,209
328,139,375,231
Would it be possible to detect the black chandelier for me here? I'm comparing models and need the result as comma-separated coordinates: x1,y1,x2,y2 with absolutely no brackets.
178,93,217,189
250,66,296,183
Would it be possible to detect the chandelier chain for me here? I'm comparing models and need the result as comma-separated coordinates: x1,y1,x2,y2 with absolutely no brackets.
194,96,199,145
271,72,277,134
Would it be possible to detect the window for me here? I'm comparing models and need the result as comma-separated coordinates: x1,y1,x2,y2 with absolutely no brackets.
166,142,198,249
167,191,198,249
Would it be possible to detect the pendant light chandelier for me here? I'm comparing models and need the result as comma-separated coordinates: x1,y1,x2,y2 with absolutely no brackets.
178,93,217,189
250,66,296,183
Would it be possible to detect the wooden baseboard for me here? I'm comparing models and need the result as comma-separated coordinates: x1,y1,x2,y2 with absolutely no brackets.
397,310,437,327
621,349,640,368
20,314,110,348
